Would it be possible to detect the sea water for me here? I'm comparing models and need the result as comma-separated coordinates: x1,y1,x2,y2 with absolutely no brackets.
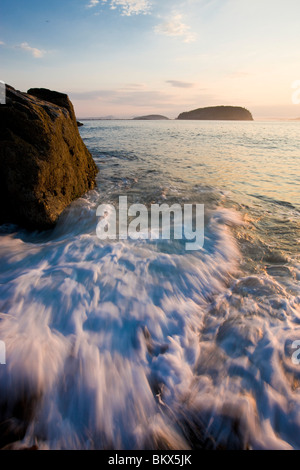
0,120,299,449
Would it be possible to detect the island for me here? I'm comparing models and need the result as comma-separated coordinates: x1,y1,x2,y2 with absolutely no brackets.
133,115,169,120
177,106,253,121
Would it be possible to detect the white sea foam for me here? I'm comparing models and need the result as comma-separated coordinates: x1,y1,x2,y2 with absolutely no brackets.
1,119,300,449
0,200,299,449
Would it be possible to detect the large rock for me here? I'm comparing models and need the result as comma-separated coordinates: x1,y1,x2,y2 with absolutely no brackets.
177,106,253,121
0,85,98,229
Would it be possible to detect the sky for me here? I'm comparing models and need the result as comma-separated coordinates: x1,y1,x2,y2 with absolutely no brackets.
1,0,300,119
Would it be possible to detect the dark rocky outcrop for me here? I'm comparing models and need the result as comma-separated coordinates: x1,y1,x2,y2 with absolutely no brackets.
0,85,98,230
133,115,169,120
177,106,253,121
27,88,77,123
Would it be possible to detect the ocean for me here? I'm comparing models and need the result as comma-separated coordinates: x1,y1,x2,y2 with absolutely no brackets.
0,119,299,449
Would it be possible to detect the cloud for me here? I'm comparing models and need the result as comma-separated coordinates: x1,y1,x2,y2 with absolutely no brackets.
0,41,5,46
154,14,197,43
101,0,151,16
69,86,220,118
19,42,45,58
166,80,195,88
86,0,99,7
69,90,116,100
227,71,252,79
69,88,174,107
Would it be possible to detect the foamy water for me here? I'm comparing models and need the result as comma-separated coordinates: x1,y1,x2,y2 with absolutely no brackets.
0,120,300,449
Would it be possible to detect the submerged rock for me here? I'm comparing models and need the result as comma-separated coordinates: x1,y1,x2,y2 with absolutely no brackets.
0,85,98,230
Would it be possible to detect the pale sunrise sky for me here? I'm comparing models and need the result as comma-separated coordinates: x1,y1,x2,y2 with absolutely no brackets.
1,0,300,119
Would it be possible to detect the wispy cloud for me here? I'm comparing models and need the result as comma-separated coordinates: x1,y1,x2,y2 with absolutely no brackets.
166,80,195,88
154,14,197,43
86,0,99,8
69,86,219,118
101,0,151,16
227,71,252,79
19,42,46,58
0,41,5,46
69,88,173,107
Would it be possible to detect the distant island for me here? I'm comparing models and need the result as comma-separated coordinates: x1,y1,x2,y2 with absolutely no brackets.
133,114,169,120
177,106,253,121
